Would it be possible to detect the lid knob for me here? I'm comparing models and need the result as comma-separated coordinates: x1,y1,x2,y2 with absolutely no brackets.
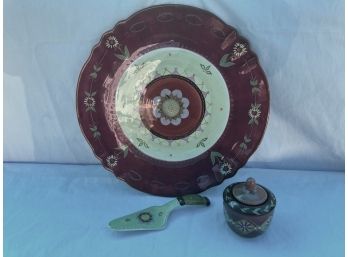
246,177,256,193
232,177,268,206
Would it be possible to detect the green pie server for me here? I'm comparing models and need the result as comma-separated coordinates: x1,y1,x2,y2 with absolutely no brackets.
108,194,210,231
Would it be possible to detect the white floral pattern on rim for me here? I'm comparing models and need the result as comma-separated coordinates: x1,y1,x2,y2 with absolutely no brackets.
248,103,261,125
83,91,96,112
106,155,118,168
84,96,95,108
219,161,232,175
105,36,119,49
233,42,247,57
152,89,190,126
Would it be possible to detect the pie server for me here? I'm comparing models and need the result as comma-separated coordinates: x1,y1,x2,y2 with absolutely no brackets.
108,194,210,231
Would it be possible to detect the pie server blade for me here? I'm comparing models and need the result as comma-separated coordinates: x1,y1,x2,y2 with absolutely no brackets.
108,194,210,231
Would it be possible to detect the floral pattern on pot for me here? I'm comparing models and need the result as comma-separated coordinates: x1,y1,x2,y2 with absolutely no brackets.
152,89,190,126
224,209,273,235
234,219,256,234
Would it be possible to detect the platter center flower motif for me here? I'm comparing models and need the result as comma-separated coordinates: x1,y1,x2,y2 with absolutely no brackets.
152,89,190,126
138,73,209,141
161,98,181,118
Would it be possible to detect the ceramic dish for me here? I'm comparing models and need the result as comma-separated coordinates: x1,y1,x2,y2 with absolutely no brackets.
76,4,269,196
223,178,276,237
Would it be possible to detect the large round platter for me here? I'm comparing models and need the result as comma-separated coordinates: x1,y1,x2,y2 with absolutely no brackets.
77,5,269,196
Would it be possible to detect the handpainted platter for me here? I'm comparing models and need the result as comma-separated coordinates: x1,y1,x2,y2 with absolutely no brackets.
77,5,269,196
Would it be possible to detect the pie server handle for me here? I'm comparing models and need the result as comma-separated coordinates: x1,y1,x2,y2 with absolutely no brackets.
176,194,210,206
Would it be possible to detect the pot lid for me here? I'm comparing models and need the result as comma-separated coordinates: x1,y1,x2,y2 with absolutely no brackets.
232,177,267,206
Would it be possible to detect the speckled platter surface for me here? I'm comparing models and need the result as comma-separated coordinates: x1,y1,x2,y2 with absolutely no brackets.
76,4,269,196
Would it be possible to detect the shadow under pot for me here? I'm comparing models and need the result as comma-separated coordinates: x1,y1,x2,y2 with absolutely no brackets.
223,177,276,237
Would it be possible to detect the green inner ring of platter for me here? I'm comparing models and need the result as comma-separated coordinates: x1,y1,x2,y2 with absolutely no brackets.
115,47,230,162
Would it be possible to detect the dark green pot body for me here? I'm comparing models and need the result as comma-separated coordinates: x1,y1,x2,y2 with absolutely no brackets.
223,183,276,237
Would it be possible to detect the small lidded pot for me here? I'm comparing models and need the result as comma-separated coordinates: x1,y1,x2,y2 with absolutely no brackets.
223,177,276,237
